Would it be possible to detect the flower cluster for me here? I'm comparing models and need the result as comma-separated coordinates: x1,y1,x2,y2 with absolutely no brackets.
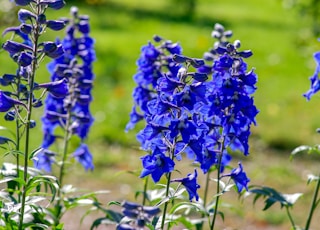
128,23,257,199
0,0,66,121
117,201,161,230
34,6,95,172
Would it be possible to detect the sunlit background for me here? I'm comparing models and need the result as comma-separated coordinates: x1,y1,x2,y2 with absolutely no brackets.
1,0,320,229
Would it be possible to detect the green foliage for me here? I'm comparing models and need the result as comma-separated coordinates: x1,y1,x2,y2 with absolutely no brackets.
249,185,303,210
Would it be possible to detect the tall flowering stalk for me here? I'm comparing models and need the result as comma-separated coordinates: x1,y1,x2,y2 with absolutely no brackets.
32,6,96,225
127,24,258,229
1,1,66,229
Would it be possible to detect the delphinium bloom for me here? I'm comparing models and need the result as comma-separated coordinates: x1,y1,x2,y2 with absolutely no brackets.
117,201,161,230
304,52,320,100
34,7,95,172
190,24,258,182
223,162,250,192
1,0,67,228
128,38,212,213
171,169,201,201
1,1,66,124
126,36,182,131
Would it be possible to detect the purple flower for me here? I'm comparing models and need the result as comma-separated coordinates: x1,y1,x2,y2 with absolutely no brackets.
172,169,200,201
72,144,94,171
140,148,175,182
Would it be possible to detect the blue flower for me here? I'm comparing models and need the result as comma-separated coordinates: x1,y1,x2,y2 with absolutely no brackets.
223,162,250,193
72,144,94,171
13,0,33,6
33,149,56,172
140,148,175,182
0,91,24,112
172,169,200,201
37,79,68,98
304,52,320,100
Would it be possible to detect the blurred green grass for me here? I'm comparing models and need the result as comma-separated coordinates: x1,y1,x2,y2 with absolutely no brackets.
1,0,320,229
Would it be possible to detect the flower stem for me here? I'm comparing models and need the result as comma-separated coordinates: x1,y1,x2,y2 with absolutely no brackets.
18,4,41,229
161,172,172,230
142,176,149,206
285,206,296,229
210,138,225,230
305,172,320,230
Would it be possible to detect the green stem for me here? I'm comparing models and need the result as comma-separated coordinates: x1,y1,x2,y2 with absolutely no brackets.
142,176,149,206
55,88,74,225
161,172,172,230
57,109,72,190
285,206,296,229
210,155,222,230
305,172,320,230
18,4,41,229
210,138,225,230
203,171,210,208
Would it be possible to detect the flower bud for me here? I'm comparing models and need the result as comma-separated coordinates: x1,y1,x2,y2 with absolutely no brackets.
40,0,65,10
20,24,32,34
14,0,33,6
46,20,66,31
0,90,24,112
190,58,205,68
38,14,47,24
18,9,36,23
143,206,160,216
173,54,188,63
4,110,16,121
16,52,33,67
37,79,68,98
121,201,141,210
2,40,32,55
78,20,90,34
153,35,162,42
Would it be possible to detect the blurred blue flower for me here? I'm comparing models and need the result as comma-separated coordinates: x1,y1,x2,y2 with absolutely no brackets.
172,169,200,201
0,91,24,112
304,52,320,100
140,148,175,183
72,144,94,171
224,162,250,193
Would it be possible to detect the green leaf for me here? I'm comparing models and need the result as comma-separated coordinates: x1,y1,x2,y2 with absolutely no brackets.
291,145,311,156
249,186,293,210
90,218,117,230
283,193,303,205
307,174,320,184
29,147,43,160
169,202,206,216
